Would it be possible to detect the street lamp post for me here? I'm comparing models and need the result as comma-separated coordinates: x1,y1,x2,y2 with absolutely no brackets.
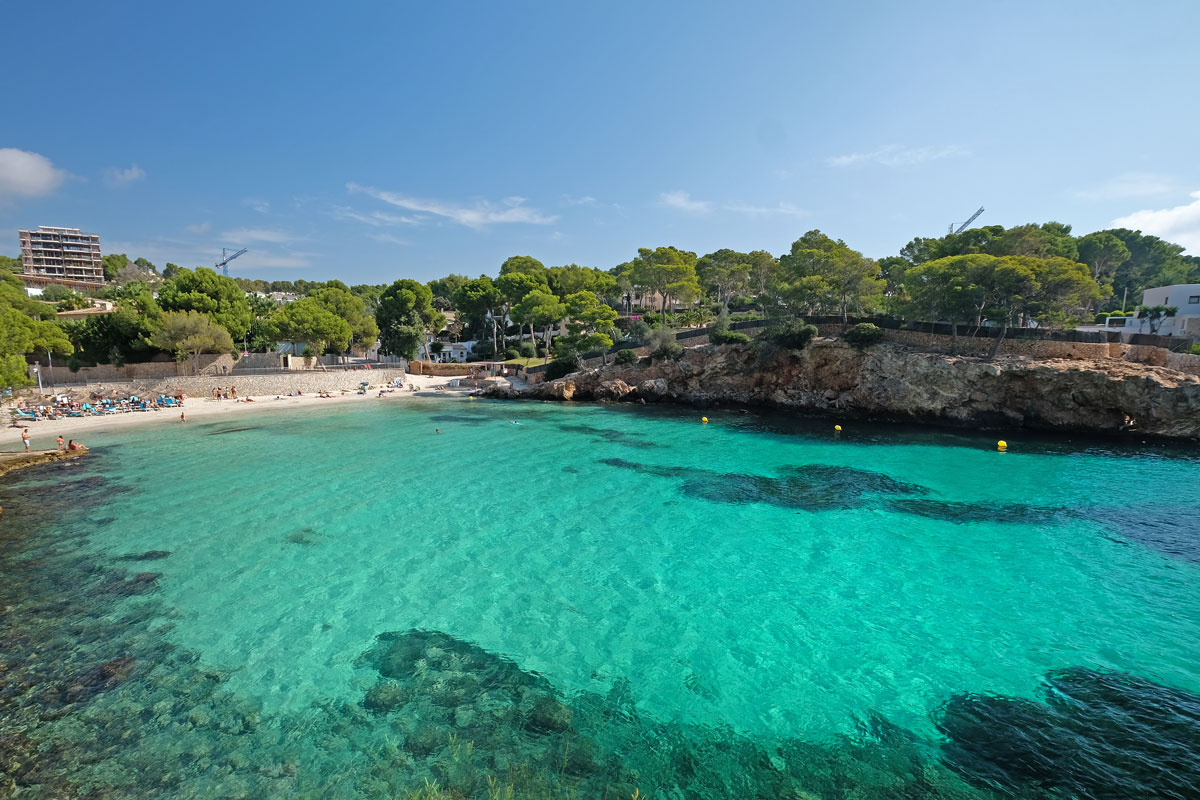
33,364,42,393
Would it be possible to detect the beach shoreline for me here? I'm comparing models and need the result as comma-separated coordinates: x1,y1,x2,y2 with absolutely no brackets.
2,373,486,452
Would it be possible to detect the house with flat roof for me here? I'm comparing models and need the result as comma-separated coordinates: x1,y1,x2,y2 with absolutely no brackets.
1121,284,1200,336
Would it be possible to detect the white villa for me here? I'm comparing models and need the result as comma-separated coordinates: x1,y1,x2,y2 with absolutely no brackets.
1116,284,1200,336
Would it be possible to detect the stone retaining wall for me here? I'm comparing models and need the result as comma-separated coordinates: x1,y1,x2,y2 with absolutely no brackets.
408,361,475,376
106,368,411,399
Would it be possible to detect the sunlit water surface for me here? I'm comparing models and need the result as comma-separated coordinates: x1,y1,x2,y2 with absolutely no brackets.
2,398,1198,799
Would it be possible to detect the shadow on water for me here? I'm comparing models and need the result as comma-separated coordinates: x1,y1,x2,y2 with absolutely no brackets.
937,667,1200,799
556,423,661,449
3,454,1198,798
601,457,928,511
599,401,1200,461
0,472,993,799
599,456,1200,567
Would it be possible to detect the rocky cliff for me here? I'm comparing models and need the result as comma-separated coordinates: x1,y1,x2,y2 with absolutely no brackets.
483,341,1200,440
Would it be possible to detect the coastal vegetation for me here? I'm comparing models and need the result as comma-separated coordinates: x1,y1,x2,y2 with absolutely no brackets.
2,220,1198,386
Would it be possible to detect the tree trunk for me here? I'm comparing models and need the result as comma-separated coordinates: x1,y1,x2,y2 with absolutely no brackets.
950,321,959,355
661,292,668,327
987,321,1008,361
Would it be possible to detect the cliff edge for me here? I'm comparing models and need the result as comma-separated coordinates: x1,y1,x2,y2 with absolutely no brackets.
482,341,1200,440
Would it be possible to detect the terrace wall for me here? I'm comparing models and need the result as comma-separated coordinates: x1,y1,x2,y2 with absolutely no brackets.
117,368,412,399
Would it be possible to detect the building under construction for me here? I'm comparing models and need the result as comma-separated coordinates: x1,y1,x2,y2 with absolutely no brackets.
17,225,106,288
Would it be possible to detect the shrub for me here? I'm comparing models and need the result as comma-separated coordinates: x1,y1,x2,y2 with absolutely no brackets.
1191,343,1200,356
768,320,818,350
504,347,520,361
67,356,81,373
544,358,577,381
40,283,74,302
843,323,885,348
710,330,750,345
626,320,652,345
614,349,637,365
519,341,537,358
647,327,683,360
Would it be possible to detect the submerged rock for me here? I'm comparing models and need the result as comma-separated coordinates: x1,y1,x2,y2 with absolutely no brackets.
937,667,1200,799
525,696,573,734
117,550,172,561
60,656,138,703
363,681,410,713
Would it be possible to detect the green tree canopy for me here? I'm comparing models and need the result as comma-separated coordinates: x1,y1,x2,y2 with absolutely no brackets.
377,278,440,359
628,246,701,324
697,249,751,308
427,274,468,310
102,253,131,282
778,230,882,320
546,264,617,300
452,276,504,355
511,288,566,364
157,267,253,341
0,274,73,386
309,286,380,353
499,255,548,284
0,255,23,274
1076,232,1131,284
1104,228,1199,309
150,310,236,362
560,290,619,359
270,298,352,356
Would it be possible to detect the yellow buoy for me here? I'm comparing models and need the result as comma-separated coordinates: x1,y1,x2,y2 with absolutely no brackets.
701,417,709,424
997,440,1007,451
834,425,842,432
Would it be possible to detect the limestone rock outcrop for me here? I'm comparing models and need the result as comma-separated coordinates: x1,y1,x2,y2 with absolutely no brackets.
481,341,1200,440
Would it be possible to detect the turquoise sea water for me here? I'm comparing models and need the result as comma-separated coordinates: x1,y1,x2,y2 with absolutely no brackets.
2,398,1199,798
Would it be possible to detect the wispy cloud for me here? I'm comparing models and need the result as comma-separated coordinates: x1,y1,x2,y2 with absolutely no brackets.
370,233,410,246
1111,190,1200,255
562,194,598,206
243,198,271,214
220,227,300,244
724,201,807,218
104,235,314,271
659,190,807,218
658,190,714,214
185,221,211,234
0,148,68,201
1074,172,1177,201
826,144,967,168
347,182,558,228
332,205,421,227
238,253,312,269
104,164,145,187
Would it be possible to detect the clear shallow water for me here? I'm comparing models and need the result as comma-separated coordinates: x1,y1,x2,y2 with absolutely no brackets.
2,398,1199,798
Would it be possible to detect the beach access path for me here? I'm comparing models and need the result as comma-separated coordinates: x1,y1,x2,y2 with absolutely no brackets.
2,372,500,452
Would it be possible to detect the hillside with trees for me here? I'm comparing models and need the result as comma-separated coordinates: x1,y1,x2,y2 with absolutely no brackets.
2,217,1197,387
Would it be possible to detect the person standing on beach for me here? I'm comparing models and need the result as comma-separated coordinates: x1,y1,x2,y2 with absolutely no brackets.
56,435,64,451
21,429,31,451
180,411,187,423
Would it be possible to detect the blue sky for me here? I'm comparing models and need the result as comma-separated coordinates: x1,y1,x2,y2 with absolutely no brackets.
3,1,1198,283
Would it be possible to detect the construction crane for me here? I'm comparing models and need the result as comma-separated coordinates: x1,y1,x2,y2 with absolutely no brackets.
948,206,985,235
215,247,248,277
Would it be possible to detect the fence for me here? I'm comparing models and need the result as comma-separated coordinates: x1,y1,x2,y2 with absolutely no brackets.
522,315,1197,376
30,361,407,388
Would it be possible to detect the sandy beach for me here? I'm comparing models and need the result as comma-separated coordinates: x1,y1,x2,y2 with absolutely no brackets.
2,372,495,452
